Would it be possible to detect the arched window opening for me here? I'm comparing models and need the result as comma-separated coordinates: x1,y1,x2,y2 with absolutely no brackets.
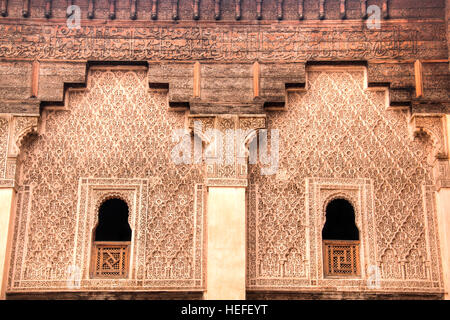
95,199,132,242
322,199,360,277
91,198,132,278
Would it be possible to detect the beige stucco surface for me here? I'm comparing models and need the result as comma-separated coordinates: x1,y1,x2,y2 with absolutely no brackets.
0,188,14,299
436,115,450,300
205,187,246,300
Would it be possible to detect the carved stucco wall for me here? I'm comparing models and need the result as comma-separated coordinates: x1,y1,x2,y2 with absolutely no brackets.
248,68,443,292
3,66,444,294
7,67,205,291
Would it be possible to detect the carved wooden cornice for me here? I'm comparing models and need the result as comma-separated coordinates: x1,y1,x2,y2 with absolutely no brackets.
382,0,390,19
1,0,7,17
0,0,417,22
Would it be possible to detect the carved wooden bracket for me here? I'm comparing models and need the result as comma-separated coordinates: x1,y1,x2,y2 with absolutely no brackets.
360,0,367,19
319,0,325,20
193,0,200,20
88,0,95,19
109,0,116,20
151,0,158,20
340,0,346,19
298,0,304,20
382,0,389,19
44,0,52,18
276,0,284,20
188,114,266,187
1,0,8,17
22,0,30,17
172,0,179,20
256,0,263,20
214,0,221,20
31,60,39,98
130,0,137,20
235,0,242,20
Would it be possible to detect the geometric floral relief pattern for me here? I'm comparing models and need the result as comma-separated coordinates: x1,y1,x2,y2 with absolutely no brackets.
248,68,442,292
8,68,204,291
0,116,8,179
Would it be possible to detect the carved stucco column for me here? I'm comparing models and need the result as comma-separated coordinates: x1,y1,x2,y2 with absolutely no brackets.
0,114,38,299
188,114,266,300
411,113,450,299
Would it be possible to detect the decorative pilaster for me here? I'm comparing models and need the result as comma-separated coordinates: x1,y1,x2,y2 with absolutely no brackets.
434,114,450,299
189,113,265,300
0,113,38,299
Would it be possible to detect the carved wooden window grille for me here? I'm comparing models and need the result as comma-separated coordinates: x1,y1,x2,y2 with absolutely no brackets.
91,198,132,278
322,199,360,277
91,241,131,278
323,240,360,277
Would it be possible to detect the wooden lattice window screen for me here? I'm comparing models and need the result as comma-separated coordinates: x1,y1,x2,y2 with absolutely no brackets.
323,240,360,277
91,242,131,278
